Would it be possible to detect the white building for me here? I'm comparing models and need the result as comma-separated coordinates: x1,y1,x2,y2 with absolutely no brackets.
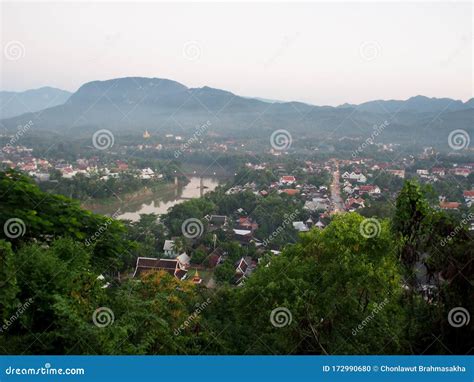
140,168,155,180
341,171,367,183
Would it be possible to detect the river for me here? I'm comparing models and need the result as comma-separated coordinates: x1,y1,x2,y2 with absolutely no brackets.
84,177,221,222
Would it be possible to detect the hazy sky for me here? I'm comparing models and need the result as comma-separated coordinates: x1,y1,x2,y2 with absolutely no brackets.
1,1,473,105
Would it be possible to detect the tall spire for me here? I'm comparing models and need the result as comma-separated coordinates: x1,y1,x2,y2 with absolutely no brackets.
192,269,202,284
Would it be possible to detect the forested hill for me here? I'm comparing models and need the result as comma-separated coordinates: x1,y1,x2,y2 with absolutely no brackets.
2,77,473,147
0,170,472,354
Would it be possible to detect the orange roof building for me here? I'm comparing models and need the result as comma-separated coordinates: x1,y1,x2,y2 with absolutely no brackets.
439,201,461,210
281,189,300,196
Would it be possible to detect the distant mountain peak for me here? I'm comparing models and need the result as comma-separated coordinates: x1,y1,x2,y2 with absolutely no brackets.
345,95,472,114
1,77,472,149
0,87,71,119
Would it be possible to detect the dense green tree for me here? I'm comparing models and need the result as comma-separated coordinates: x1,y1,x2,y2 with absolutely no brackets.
123,214,166,258
212,213,406,354
161,198,215,237
0,238,105,354
392,180,473,354
191,249,208,265
0,241,19,323
0,170,131,272
214,262,236,284
1,169,471,355
393,180,433,285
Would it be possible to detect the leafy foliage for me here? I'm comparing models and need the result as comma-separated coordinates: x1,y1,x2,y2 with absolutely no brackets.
0,172,471,355
0,170,131,271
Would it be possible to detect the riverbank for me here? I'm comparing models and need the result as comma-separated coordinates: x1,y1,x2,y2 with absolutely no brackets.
83,177,221,220
81,181,178,215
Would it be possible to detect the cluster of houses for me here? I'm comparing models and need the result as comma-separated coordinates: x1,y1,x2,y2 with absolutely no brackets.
341,158,408,179
131,132,259,157
133,233,253,286
1,146,164,182
130,169,336,286
132,208,264,286
342,184,382,211
464,190,474,207
439,190,474,211
338,168,382,212
2,146,51,178
414,165,473,211
228,174,331,234
415,165,472,182
338,157,474,212
270,174,330,231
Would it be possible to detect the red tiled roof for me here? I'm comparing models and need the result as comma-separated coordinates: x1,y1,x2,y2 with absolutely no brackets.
440,201,461,209
239,217,251,225
345,197,365,208
463,190,474,197
359,185,377,191
282,189,299,196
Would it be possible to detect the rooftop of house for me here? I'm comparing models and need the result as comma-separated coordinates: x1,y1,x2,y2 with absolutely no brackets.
235,257,248,274
209,215,227,224
177,253,191,266
281,188,300,196
439,201,461,209
133,257,188,280
233,229,252,236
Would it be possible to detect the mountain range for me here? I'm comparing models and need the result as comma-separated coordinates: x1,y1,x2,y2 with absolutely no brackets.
1,77,473,147
0,87,71,119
